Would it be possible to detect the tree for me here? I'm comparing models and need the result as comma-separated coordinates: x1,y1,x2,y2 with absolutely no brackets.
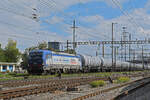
64,49,76,54
28,46,37,51
0,48,5,62
21,49,29,69
38,42,47,50
4,39,20,62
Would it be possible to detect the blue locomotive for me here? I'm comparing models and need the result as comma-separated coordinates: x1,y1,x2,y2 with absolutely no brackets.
28,50,82,74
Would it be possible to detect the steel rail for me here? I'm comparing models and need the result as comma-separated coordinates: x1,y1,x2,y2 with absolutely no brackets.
0,73,148,99
72,76,150,100
0,73,145,88
0,77,101,99
111,77,150,100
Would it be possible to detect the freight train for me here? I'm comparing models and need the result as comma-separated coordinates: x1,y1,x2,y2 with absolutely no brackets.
27,50,149,74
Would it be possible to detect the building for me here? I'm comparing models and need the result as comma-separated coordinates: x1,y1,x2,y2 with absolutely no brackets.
0,62,17,72
48,42,60,51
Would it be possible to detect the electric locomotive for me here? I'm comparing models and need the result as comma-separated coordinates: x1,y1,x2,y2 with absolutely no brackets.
28,50,81,74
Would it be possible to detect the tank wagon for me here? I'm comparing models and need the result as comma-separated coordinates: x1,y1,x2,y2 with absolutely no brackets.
27,50,149,74
80,55,103,72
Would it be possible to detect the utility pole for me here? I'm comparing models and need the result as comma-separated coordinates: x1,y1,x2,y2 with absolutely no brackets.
120,37,123,71
67,40,69,52
102,43,105,58
96,51,98,56
142,46,144,70
112,23,114,67
133,50,136,68
129,34,131,71
122,27,128,61
96,43,100,56
71,20,78,52
112,23,117,68
114,46,119,68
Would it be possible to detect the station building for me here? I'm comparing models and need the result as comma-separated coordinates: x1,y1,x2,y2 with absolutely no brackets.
0,62,17,72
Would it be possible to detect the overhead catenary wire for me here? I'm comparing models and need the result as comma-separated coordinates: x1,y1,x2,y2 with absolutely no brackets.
75,0,110,40
0,1,51,23
5,0,73,26
39,0,73,25
0,1,117,42
0,0,96,39
0,1,67,38
0,7,33,20
6,0,31,13
111,0,145,33
0,20,37,33
7,0,42,15
0,33,34,41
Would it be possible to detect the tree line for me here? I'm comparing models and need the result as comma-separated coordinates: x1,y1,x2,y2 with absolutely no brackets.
0,39,20,63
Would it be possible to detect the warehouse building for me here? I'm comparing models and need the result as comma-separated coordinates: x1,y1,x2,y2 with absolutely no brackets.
0,62,17,72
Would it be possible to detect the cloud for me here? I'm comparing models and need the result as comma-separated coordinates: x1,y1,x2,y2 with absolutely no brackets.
73,4,150,55
0,0,72,51
0,0,148,55
45,16,64,24
79,15,104,24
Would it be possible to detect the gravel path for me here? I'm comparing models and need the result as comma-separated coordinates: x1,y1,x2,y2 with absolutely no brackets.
11,76,145,100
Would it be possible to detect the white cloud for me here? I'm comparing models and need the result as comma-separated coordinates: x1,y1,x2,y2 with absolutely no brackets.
46,16,64,24
0,0,148,55
79,15,104,24
73,5,150,55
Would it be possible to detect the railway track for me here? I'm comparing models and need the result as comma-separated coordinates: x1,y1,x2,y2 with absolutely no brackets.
0,72,148,99
0,77,105,99
72,76,150,100
1,77,108,88
112,76,150,100
0,73,146,88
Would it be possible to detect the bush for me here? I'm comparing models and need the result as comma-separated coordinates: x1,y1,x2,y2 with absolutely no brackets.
15,73,29,77
90,80,106,88
117,77,130,83
8,72,16,76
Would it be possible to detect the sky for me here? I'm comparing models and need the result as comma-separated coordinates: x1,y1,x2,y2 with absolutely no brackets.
0,0,150,56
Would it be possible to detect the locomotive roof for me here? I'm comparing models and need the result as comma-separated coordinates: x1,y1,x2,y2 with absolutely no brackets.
52,51,76,56
30,49,50,53
30,50,78,56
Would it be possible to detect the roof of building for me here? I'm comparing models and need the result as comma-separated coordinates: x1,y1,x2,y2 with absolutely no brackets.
0,62,17,65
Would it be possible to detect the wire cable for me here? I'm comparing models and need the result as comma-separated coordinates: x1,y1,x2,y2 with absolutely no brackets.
111,0,145,33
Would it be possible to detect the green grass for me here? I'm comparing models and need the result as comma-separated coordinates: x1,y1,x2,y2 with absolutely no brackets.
90,80,106,88
8,72,29,77
0,73,12,78
116,77,130,83
62,72,112,77
28,75,56,79
62,71,146,77
0,77,24,81
0,70,146,82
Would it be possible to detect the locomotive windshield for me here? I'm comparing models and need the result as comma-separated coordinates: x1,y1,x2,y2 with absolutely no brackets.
29,52,43,64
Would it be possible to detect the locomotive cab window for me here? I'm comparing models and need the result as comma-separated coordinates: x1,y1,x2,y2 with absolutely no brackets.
28,52,43,64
